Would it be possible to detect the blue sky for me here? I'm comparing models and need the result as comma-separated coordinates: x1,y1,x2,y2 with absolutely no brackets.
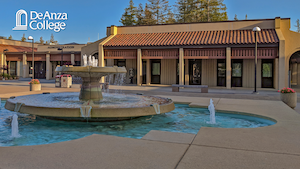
0,0,299,44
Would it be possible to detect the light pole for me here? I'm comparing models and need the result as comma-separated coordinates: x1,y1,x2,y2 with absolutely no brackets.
2,49,8,78
28,36,34,79
252,26,261,94
57,47,63,66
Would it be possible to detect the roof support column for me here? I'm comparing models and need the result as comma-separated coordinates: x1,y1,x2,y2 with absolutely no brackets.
22,53,28,78
179,48,184,85
1,53,4,75
185,59,189,85
71,53,75,65
99,45,105,83
274,58,279,90
137,49,142,86
226,47,231,89
16,61,22,77
46,53,52,80
146,59,151,85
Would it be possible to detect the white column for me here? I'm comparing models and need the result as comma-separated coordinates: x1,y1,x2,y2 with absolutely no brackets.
1,53,3,74
146,59,151,85
274,58,279,89
46,53,52,80
99,45,105,83
16,61,22,77
22,53,28,78
226,47,231,88
179,48,184,85
185,59,189,85
71,53,75,65
137,49,142,86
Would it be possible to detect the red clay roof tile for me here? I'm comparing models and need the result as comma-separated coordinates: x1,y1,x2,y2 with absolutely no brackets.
104,29,279,47
0,44,37,53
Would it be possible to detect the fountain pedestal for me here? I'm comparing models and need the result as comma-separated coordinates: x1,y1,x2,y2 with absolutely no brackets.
80,77,103,101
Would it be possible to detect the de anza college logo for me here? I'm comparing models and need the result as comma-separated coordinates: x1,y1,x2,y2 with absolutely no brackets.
13,9,67,32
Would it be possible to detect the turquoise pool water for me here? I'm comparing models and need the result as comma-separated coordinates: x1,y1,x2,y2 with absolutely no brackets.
0,100,275,147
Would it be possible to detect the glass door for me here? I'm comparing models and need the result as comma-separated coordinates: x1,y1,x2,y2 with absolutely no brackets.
189,59,201,85
262,60,273,88
217,59,226,86
231,60,242,87
34,61,46,79
151,60,161,84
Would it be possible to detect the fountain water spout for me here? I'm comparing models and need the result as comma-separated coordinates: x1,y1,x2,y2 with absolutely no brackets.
11,114,21,138
207,99,216,124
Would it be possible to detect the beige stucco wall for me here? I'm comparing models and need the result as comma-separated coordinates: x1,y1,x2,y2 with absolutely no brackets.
115,20,275,35
275,18,300,89
161,59,177,85
201,59,217,86
242,59,262,88
37,44,84,52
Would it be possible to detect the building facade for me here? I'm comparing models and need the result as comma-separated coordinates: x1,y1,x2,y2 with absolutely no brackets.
82,17,300,90
1,39,84,79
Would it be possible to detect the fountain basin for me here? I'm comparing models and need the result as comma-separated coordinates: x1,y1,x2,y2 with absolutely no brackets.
5,93,175,121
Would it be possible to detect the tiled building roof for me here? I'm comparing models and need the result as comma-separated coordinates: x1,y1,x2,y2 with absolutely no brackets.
0,44,37,53
104,29,279,47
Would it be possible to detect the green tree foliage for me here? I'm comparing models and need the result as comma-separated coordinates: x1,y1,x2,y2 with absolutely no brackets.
136,3,144,25
143,3,157,25
120,0,228,25
21,34,26,42
234,14,238,21
175,0,227,23
8,35,12,40
147,0,170,24
39,37,45,44
245,14,247,20
50,33,58,44
120,0,137,26
295,19,300,33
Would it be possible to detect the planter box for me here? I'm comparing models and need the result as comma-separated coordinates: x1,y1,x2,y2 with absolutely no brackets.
280,92,297,109
30,83,41,91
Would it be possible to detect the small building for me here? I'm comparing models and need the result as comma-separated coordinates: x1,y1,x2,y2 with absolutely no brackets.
82,17,300,90
0,39,84,79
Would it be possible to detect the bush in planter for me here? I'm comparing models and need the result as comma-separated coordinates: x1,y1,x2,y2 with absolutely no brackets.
278,87,297,109
29,79,41,84
29,79,41,91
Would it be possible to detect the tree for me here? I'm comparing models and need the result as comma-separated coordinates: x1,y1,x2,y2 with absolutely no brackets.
175,0,198,23
39,37,45,44
136,3,144,25
21,34,26,41
50,34,58,44
200,0,228,22
234,14,238,21
147,0,170,24
245,14,247,20
295,19,300,33
8,35,12,40
175,0,228,23
165,9,176,24
120,0,137,26
143,3,157,25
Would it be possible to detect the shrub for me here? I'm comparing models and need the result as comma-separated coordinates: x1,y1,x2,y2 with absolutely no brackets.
278,87,295,93
29,79,40,84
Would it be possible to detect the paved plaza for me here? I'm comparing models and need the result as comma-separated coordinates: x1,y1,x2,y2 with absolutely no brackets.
0,80,300,169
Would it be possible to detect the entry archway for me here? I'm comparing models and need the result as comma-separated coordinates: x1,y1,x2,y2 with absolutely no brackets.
289,51,300,88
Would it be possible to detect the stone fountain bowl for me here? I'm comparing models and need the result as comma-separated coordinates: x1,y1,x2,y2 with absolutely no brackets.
4,93,175,122
55,65,127,101
55,65,127,77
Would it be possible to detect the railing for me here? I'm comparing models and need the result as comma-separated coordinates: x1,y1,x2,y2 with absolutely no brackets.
104,50,137,59
231,48,277,59
184,48,226,59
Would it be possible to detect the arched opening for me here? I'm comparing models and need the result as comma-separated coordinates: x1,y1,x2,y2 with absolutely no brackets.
289,51,300,88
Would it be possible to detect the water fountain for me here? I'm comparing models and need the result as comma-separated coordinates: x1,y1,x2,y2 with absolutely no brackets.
4,55,175,121
11,114,21,138
207,99,216,124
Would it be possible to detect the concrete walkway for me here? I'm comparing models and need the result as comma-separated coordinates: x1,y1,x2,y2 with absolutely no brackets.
1,80,300,168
